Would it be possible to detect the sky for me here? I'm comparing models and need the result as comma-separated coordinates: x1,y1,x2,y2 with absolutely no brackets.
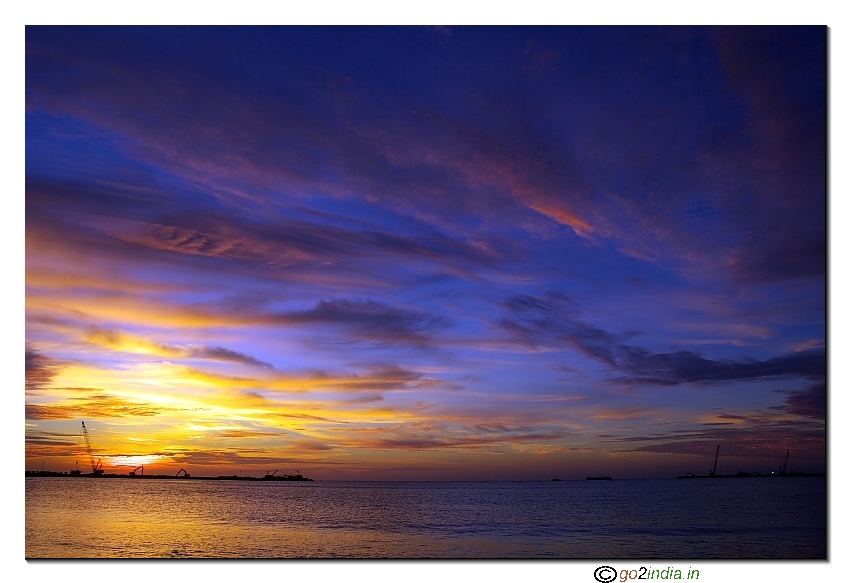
24,26,826,480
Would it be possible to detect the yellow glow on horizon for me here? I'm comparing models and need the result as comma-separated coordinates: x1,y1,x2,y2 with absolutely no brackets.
185,423,243,432
106,454,169,467
27,337,598,472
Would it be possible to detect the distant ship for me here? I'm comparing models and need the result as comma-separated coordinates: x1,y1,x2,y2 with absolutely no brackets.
586,475,612,481
262,470,312,481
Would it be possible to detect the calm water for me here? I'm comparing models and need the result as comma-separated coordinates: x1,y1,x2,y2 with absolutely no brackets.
25,477,826,558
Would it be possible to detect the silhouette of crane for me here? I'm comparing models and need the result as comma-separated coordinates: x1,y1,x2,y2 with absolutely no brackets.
780,449,790,475
81,421,104,476
709,445,720,477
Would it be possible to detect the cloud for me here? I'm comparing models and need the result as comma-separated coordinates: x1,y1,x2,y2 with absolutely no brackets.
26,177,514,304
85,326,273,368
26,345,61,389
32,295,451,352
598,406,825,473
608,419,825,470
217,430,288,439
25,393,170,420
271,299,450,347
778,383,825,420
164,449,296,468
25,430,78,447
193,346,272,368
119,213,505,268
500,293,825,388
171,360,443,396
330,421,570,452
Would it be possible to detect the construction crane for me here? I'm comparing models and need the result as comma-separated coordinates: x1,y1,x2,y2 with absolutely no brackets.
175,468,190,478
129,466,144,477
709,445,720,477
81,421,104,476
780,449,790,475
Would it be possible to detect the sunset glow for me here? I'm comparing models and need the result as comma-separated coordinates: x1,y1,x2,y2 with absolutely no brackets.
25,26,826,480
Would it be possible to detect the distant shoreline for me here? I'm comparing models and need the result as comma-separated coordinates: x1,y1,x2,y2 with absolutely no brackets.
676,472,825,479
25,471,313,482
26,472,825,482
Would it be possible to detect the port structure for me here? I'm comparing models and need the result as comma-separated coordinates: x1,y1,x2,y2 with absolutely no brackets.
129,466,144,477
175,468,190,478
81,421,104,476
708,444,720,477
780,449,790,475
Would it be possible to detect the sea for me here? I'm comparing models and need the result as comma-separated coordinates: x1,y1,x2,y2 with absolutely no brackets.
25,477,826,559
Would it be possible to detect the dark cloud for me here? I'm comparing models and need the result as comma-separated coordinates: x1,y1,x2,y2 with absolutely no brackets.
778,383,825,420
274,299,449,347
278,363,446,394
25,430,78,447
25,345,61,390
604,349,826,387
500,293,825,388
189,346,272,369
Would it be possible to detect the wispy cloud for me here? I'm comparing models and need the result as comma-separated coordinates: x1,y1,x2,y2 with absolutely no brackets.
328,421,571,452
499,293,825,391
269,299,450,347
25,394,171,420
25,344,61,389
85,326,273,368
